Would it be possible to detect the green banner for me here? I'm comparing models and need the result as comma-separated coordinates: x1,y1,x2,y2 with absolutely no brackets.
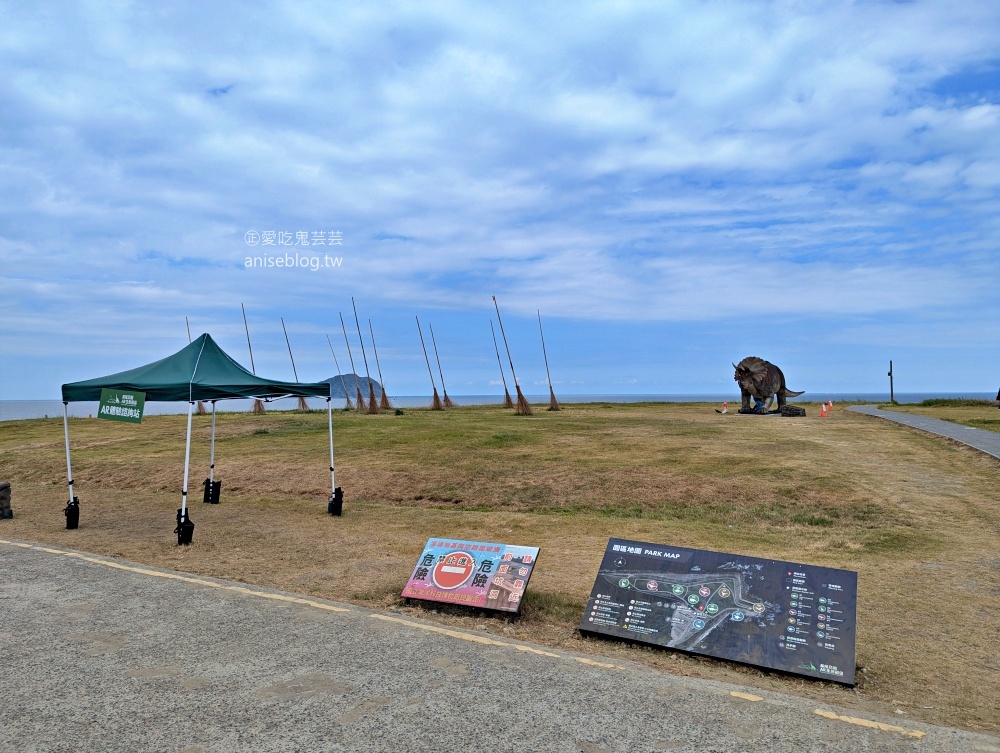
98,388,146,424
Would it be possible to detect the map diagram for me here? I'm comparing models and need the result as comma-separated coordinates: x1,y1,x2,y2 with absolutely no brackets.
580,538,857,684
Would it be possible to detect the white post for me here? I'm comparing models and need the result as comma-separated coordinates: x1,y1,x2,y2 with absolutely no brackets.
180,401,194,517
209,400,217,484
327,398,336,494
62,402,75,504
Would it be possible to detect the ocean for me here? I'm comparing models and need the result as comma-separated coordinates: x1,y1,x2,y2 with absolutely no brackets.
1,393,994,422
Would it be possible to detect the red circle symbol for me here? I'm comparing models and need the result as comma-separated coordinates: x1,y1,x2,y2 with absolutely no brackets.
432,551,476,590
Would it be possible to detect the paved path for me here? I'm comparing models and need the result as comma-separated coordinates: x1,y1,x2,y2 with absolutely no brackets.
3,539,999,753
848,405,1000,460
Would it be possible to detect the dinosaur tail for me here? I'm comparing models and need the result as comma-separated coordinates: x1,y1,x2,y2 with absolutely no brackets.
783,389,805,397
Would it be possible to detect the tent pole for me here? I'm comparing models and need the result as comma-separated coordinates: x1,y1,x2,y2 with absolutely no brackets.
62,402,75,504
327,398,335,494
181,401,194,517
209,400,217,484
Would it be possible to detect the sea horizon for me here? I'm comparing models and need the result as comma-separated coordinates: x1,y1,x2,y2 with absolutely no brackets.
1,392,994,422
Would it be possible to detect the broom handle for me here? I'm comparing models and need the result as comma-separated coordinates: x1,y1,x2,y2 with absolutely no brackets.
339,313,359,377
326,334,352,400
415,316,438,389
490,320,510,393
351,297,372,379
538,310,554,386
281,317,299,382
369,319,387,389
491,295,520,386
429,323,449,394
241,303,257,374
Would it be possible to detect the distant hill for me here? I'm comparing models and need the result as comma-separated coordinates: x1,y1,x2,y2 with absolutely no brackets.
324,374,383,399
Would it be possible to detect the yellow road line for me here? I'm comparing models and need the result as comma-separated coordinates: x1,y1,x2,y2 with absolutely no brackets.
575,657,622,669
814,709,926,739
370,613,561,657
2,540,351,613
731,691,764,702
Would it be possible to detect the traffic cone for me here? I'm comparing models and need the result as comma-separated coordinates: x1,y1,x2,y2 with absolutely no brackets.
828,400,834,411
820,403,828,417
721,401,728,414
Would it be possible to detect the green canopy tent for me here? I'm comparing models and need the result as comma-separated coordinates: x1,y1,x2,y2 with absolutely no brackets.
60,333,336,540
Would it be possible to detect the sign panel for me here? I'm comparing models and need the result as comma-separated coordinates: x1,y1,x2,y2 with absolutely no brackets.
402,538,540,613
580,538,857,685
98,388,146,424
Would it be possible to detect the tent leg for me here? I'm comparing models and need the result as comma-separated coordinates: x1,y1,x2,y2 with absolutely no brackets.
176,401,195,544
327,398,342,516
209,400,216,484
62,402,80,529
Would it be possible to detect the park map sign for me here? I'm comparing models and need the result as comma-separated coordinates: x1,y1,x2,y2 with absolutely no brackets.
580,538,858,685
402,538,539,614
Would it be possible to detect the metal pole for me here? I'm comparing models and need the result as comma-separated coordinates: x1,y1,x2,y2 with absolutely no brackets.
181,401,194,517
888,360,894,404
62,402,75,504
209,400,217,483
327,398,336,494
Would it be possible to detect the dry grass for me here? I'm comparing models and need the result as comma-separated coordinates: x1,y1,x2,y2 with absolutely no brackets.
1,402,998,733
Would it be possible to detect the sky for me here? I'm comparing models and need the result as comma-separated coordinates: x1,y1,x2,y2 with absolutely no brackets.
2,1,999,401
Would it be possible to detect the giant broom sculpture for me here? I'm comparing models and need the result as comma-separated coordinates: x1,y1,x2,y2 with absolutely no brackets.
281,317,309,411
340,312,367,412
429,323,454,408
492,295,532,415
537,310,560,411
369,319,392,410
490,320,514,409
352,297,379,414
242,303,266,414
416,315,443,410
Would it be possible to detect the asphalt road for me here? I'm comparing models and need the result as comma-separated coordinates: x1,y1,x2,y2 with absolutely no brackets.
848,405,1000,460
2,539,998,753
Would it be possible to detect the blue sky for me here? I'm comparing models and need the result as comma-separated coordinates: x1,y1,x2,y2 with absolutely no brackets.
2,1,999,400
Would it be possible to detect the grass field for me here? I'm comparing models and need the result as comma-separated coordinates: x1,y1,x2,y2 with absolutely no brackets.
1,401,998,733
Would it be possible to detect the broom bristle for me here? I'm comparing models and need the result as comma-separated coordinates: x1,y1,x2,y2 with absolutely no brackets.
367,384,379,414
504,389,514,409
548,386,560,411
196,400,207,415
443,391,454,408
297,396,309,411
432,388,443,410
356,388,366,412
252,399,266,414
515,386,533,415
379,391,391,410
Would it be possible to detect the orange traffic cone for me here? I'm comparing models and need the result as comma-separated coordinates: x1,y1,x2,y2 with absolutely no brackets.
820,403,828,417
828,400,834,411
722,401,728,414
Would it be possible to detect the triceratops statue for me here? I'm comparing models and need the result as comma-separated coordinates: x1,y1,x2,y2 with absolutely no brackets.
733,357,804,414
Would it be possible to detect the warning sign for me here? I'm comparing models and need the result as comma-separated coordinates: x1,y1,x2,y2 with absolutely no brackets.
402,537,540,614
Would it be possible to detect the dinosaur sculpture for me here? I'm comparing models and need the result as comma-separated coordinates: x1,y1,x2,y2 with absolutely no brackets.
733,357,804,414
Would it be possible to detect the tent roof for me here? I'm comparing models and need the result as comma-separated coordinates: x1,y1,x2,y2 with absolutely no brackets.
61,333,331,403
